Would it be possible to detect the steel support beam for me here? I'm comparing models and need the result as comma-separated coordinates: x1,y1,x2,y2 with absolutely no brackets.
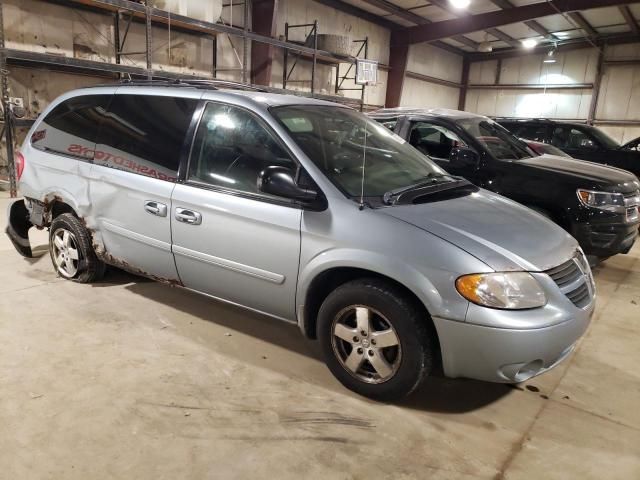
619,5,640,34
0,3,16,198
428,0,520,48
458,57,470,110
588,48,605,123
467,33,640,62
568,11,598,37
251,0,278,85
385,42,409,108
353,0,474,52
488,0,552,39
392,0,637,45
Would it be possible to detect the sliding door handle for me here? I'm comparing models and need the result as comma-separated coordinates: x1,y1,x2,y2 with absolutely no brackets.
175,207,202,225
144,200,167,217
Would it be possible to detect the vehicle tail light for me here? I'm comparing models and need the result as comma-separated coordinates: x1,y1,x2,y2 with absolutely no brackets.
15,152,25,181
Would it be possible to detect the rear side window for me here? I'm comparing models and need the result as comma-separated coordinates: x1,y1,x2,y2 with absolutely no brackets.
94,95,198,182
513,124,548,143
31,95,112,160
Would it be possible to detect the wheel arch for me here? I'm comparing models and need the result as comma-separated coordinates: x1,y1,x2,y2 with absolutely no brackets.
298,258,442,362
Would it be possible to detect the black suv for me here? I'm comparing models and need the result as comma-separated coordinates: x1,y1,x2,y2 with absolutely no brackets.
496,118,640,178
370,108,640,263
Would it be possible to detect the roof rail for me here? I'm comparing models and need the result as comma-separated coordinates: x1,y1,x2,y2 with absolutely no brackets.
92,78,268,92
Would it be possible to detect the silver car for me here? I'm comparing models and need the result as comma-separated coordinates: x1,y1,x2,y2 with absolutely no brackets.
6,81,595,400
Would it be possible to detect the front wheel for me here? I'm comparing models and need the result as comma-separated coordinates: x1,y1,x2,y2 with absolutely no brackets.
317,278,435,401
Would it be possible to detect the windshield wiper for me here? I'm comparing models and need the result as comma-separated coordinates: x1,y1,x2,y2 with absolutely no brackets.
383,174,459,205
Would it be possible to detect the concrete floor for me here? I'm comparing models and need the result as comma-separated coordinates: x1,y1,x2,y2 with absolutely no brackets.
1,191,639,480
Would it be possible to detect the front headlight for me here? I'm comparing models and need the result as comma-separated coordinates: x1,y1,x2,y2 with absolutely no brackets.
577,189,625,213
456,272,547,310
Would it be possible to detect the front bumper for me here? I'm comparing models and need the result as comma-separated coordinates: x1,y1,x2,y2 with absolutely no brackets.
572,216,638,258
432,298,594,383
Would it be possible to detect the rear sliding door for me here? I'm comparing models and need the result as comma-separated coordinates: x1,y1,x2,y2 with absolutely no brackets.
89,92,199,281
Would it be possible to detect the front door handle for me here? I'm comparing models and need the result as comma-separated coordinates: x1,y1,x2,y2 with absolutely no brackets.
175,207,202,225
144,200,167,217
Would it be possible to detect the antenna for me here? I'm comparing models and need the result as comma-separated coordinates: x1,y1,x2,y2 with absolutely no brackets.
359,119,368,210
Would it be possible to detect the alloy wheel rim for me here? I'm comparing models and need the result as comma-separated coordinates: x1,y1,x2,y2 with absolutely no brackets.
331,305,402,384
52,228,80,278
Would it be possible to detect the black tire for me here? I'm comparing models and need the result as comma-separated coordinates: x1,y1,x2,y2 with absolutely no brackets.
49,213,106,283
317,278,435,401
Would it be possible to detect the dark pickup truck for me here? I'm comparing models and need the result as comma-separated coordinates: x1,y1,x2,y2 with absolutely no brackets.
496,118,640,179
370,108,640,264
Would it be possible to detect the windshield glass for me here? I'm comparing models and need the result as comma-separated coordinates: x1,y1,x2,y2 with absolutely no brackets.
585,125,620,149
271,106,448,198
458,117,533,160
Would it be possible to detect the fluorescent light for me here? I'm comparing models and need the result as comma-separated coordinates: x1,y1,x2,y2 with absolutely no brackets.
449,0,470,9
554,31,570,38
522,38,538,49
543,50,556,63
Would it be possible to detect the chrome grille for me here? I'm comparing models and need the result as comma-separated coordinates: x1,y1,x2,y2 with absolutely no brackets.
545,251,594,309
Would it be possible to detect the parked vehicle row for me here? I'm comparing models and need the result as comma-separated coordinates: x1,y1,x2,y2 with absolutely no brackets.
6,83,601,400
370,108,640,265
496,117,640,180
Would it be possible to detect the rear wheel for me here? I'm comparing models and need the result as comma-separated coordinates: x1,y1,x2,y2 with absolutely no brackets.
49,213,106,283
317,278,434,401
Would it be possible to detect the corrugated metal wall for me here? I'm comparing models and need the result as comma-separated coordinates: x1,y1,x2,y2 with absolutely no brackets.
464,44,640,144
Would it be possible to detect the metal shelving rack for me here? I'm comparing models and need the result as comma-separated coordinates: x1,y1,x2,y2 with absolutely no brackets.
0,0,367,197
282,20,369,108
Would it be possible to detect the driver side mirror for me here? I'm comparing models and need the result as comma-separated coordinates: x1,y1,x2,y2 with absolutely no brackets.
258,166,318,203
449,146,479,168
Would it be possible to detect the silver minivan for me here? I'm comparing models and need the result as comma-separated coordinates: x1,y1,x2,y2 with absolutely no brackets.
6,81,595,400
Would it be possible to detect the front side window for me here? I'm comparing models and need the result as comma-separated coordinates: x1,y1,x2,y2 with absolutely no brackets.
272,105,447,198
188,103,296,195
409,122,465,160
94,95,198,182
31,94,112,160
571,129,597,149
457,118,533,160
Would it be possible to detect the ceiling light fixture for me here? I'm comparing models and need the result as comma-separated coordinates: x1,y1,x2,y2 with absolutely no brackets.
449,0,470,9
543,49,557,63
522,38,538,49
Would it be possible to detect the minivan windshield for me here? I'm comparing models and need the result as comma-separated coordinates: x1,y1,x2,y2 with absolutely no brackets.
457,117,533,160
271,105,449,198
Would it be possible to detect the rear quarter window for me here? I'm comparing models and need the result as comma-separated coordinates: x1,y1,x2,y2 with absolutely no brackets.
94,95,198,182
31,94,112,160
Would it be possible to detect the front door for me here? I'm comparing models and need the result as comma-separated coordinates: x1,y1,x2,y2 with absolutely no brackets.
89,93,199,282
407,120,485,184
549,126,603,162
171,102,302,320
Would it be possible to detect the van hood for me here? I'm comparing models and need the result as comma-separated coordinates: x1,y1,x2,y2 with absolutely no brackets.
518,155,640,193
381,189,578,272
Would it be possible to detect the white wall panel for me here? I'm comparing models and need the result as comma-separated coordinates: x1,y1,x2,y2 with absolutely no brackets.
607,44,640,61
488,49,599,86
469,60,498,85
597,65,640,121
400,78,459,109
465,89,592,119
597,125,640,144
406,43,463,83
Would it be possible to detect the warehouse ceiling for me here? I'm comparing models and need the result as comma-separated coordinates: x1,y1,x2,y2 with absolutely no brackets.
320,0,640,56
